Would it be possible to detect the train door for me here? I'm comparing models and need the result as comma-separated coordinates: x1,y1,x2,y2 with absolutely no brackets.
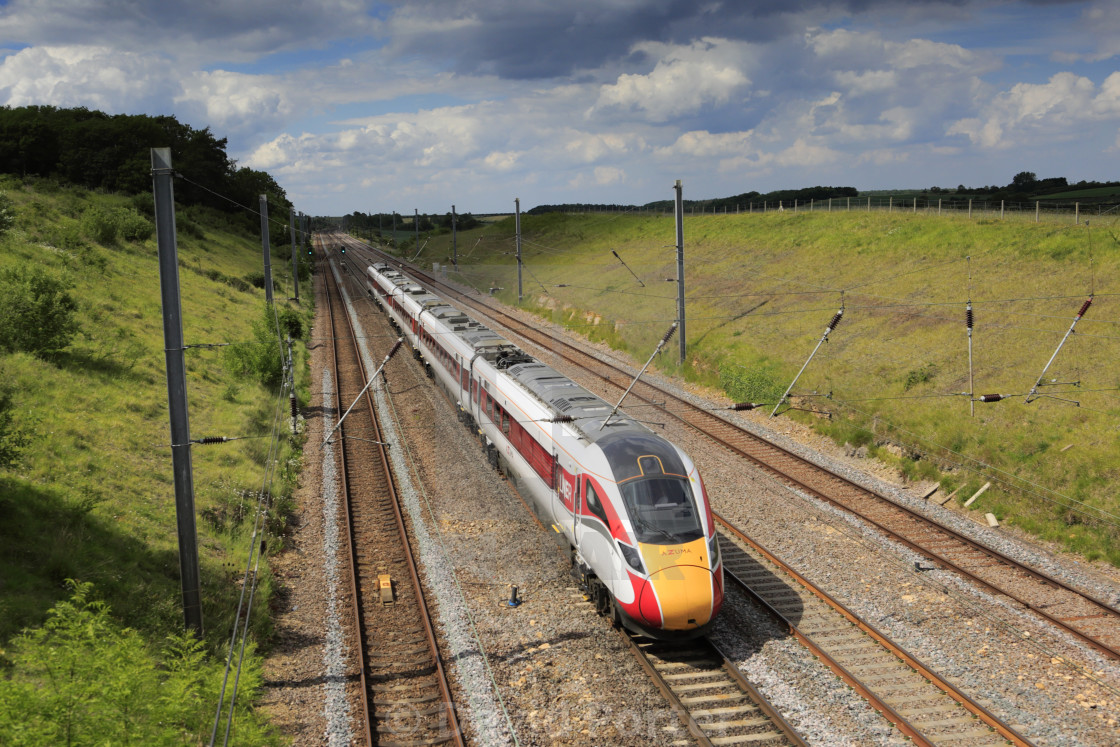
571,474,583,553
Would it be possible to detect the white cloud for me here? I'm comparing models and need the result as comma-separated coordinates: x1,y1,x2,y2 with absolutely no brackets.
590,38,752,121
0,46,176,110
947,72,1101,148
655,130,754,158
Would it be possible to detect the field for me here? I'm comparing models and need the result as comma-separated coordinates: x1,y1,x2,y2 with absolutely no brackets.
394,208,1120,566
0,176,306,744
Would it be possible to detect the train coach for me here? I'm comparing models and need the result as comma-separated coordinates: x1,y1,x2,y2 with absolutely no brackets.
365,262,723,639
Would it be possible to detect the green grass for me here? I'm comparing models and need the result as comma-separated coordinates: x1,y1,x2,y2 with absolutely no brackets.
0,175,310,744
382,208,1120,566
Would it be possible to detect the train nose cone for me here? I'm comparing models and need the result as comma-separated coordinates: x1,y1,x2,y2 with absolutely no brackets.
638,565,715,630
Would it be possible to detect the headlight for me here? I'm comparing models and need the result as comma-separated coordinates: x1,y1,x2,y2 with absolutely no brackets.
708,534,720,567
618,541,644,573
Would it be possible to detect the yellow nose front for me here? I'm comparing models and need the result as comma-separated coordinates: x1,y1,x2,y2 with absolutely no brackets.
637,537,714,630
643,564,714,629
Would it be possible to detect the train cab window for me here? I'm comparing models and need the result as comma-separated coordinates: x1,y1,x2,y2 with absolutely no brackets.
584,480,609,527
621,477,703,545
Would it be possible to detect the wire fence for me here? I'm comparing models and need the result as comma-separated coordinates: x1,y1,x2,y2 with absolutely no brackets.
567,197,1120,225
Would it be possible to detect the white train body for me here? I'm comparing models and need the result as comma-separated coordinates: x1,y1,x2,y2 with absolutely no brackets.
365,262,723,638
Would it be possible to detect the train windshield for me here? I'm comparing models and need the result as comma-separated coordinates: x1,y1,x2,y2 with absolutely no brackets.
620,477,704,545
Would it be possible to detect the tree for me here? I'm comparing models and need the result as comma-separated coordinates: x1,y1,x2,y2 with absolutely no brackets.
1011,171,1038,190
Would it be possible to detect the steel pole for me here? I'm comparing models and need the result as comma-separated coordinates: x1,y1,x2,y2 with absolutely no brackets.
151,148,203,636
289,209,298,302
674,180,686,365
515,198,523,303
259,195,273,304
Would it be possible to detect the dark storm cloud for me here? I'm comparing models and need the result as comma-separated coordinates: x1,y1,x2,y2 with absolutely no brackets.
379,0,976,79
0,0,378,59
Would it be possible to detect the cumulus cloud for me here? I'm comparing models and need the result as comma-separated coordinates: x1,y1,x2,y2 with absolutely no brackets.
0,46,176,111
947,72,1100,148
590,38,752,121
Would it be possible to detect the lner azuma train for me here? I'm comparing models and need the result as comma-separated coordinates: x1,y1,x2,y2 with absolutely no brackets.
365,262,723,639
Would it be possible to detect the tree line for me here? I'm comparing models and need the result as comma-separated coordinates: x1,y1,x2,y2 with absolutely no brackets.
0,105,291,232
339,210,482,235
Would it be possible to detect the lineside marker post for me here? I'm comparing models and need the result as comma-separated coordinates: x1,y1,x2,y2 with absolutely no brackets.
151,147,204,636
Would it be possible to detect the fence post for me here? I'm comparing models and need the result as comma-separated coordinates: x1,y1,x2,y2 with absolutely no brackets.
1000,200,1005,220
938,198,942,216
1035,201,1039,223
1075,202,1079,224
913,197,917,213
867,196,871,212
889,197,893,213
968,199,972,219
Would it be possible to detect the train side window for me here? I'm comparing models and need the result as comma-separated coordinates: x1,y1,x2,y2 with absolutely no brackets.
500,409,510,436
584,480,609,526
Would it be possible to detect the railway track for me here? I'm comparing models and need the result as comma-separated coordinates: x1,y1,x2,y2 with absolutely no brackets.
716,519,1032,746
624,632,804,747
322,246,463,747
339,238,1120,666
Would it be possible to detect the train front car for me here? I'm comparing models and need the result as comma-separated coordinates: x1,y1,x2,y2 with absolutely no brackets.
585,429,723,640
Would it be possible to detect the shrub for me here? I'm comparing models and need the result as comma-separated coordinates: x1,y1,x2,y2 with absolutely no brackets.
223,303,284,389
720,361,786,404
277,304,304,340
0,378,32,468
0,266,80,356
80,207,117,244
79,206,154,244
0,191,14,235
113,208,154,242
0,581,276,745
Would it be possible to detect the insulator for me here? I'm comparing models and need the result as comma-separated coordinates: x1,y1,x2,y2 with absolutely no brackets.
196,436,228,444
550,415,575,423
386,338,404,359
289,395,298,419
978,394,1005,402
827,310,843,331
1077,298,1092,318
730,402,762,411
966,304,973,329
660,323,678,346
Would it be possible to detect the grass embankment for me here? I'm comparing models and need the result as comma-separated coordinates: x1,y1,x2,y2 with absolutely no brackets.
389,209,1119,566
0,176,310,744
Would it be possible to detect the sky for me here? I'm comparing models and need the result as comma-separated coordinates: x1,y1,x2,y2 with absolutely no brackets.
0,1,1118,216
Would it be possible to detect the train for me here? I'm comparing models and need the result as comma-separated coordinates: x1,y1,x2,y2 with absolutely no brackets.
364,260,723,639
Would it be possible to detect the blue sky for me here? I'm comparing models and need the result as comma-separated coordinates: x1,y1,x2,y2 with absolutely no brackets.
0,1,1117,215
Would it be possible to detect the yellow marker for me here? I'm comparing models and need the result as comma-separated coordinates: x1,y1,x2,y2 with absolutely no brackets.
378,574,393,604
